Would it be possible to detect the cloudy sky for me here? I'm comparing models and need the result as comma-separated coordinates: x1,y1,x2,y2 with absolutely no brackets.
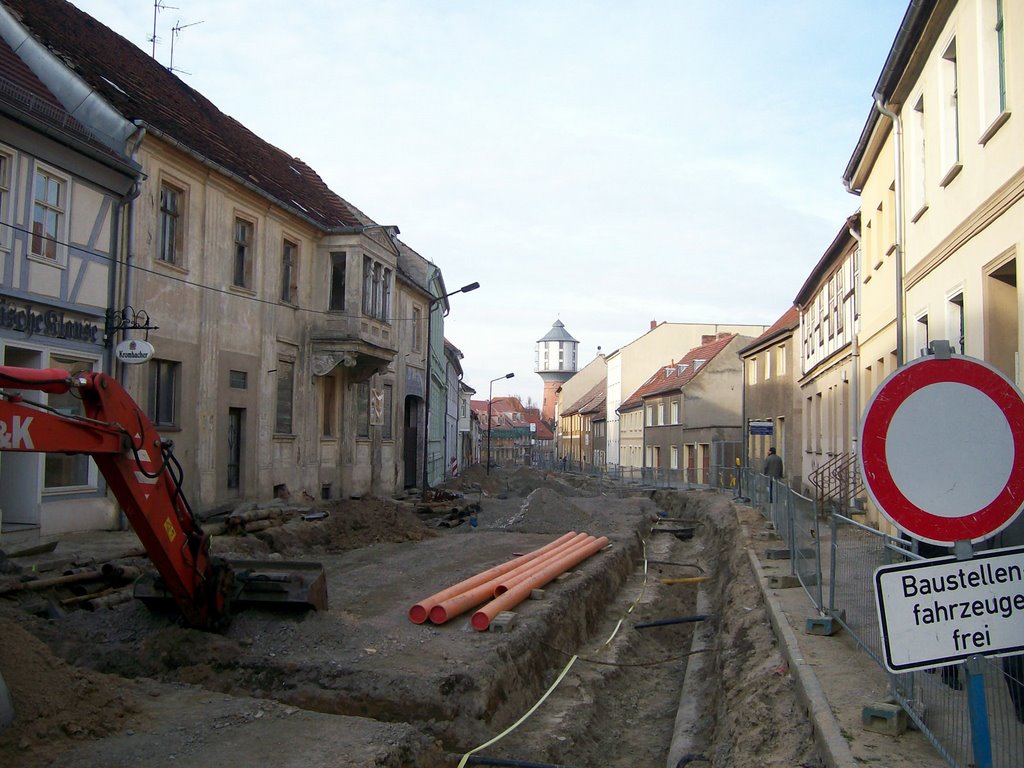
70,0,908,407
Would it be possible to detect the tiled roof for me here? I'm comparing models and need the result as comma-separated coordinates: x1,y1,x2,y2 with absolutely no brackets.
739,306,799,353
4,0,372,230
619,334,736,411
0,34,129,164
563,379,605,417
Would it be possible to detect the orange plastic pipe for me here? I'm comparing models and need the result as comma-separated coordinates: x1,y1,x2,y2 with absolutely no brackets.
427,533,591,625
407,531,580,623
493,536,598,597
471,536,610,631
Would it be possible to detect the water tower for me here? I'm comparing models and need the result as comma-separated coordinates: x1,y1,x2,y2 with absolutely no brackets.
535,319,579,422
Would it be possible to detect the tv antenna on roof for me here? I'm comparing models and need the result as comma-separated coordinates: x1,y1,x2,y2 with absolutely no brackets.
149,0,178,59
169,19,205,75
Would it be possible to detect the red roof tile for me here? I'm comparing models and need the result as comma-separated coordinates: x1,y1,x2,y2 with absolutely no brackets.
619,334,737,411
562,379,605,417
740,306,799,352
5,0,371,230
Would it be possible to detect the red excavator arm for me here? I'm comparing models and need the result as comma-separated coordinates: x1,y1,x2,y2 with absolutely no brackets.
0,366,326,628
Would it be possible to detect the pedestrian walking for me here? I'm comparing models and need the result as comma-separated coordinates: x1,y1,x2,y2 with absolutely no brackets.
763,447,783,502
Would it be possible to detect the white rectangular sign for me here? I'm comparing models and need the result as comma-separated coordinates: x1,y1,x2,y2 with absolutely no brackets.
874,545,1024,673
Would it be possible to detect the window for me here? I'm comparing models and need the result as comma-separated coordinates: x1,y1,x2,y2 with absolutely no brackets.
777,343,787,376
275,360,294,434
322,374,336,437
671,400,679,424
45,356,95,489
0,149,11,251
412,306,422,351
329,252,346,311
31,168,65,261
763,348,771,380
281,239,297,303
670,446,679,470
148,359,180,427
915,314,930,357
940,38,960,177
646,405,655,427
980,0,1007,134
909,95,926,218
233,217,254,289
229,370,248,389
382,384,393,439
356,381,370,437
747,357,758,385
373,263,383,317
835,267,845,335
159,182,184,264
658,402,665,425
948,293,965,354
362,256,373,315
382,268,392,320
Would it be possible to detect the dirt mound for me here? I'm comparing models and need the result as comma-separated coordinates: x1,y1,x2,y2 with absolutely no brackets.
443,465,584,500
213,497,437,559
0,615,141,766
481,487,598,533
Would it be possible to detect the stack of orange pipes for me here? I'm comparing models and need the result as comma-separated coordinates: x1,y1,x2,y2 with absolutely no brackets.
408,531,609,631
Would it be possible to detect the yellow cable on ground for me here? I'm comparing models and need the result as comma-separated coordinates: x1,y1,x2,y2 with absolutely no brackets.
457,537,652,766
659,576,709,585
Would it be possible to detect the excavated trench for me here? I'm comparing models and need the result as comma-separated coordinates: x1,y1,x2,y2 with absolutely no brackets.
2,480,819,767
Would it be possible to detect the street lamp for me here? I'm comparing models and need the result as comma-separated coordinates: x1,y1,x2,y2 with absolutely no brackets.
486,372,515,475
423,281,481,490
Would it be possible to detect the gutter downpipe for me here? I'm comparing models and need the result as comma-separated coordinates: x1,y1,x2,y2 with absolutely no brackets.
111,123,146,532
120,123,147,348
873,96,905,368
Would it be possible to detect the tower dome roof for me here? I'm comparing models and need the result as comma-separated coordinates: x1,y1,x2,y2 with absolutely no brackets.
537,319,578,344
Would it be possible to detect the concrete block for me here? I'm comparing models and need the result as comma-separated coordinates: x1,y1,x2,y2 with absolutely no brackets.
805,616,841,636
489,612,518,632
862,703,908,736
765,548,791,560
768,574,801,589
529,588,546,600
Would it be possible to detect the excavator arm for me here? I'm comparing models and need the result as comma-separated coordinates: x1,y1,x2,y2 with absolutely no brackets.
0,366,325,628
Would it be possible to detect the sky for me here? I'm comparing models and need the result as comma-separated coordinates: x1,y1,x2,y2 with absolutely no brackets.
69,0,910,408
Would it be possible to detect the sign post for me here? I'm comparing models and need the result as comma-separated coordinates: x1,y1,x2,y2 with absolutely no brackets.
860,342,1024,768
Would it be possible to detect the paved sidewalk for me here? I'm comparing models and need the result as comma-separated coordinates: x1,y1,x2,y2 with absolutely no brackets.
745,514,949,768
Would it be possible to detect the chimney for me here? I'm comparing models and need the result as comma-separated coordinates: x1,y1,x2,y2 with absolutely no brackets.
701,334,715,344
650,320,658,330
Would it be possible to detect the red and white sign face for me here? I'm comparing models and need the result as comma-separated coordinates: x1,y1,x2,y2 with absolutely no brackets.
859,355,1024,545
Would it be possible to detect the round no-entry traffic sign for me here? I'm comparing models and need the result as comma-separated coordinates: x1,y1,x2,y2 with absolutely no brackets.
859,353,1024,545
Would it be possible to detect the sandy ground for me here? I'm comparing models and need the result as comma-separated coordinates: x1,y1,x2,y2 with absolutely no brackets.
0,466,946,767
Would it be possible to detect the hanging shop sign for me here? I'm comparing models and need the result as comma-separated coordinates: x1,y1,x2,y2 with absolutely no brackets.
114,339,155,365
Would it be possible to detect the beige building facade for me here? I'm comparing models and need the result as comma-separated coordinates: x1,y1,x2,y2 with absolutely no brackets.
740,308,803,491
844,0,1023,541
604,321,768,469
793,220,859,497
2,0,449,530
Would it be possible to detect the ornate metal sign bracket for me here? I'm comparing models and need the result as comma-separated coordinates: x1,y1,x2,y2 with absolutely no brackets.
105,306,159,344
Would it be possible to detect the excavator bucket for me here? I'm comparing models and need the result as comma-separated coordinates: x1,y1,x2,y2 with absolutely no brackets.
133,559,329,617
227,559,329,611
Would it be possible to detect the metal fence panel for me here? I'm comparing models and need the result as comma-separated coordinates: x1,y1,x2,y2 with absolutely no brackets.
788,490,817,603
